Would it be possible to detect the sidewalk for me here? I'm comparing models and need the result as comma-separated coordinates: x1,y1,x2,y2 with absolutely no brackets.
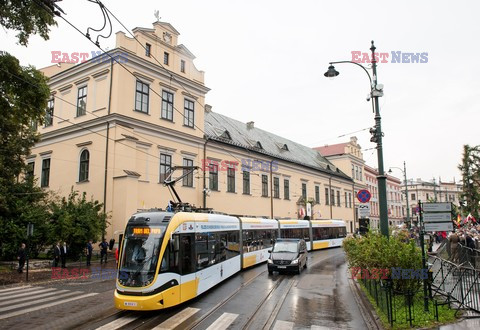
0,254,117,286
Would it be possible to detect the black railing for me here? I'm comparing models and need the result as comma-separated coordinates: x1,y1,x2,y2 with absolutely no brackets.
430,255,480,314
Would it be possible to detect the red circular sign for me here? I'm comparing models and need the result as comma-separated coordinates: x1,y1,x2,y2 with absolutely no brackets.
357,189,371,203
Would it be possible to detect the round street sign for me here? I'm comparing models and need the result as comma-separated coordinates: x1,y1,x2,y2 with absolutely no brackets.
357,189,371,203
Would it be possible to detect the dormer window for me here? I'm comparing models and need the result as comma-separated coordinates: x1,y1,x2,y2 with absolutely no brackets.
180,60,185,73
282,144,288,151
220,130,231,140
145,43,151,57
255,141,263,149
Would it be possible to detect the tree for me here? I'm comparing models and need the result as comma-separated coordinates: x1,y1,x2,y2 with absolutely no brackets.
0,53,51,259
49,189,109,259
0,0,57,46
458,144,480,219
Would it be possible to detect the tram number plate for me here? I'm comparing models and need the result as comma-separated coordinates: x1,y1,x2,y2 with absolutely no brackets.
278,266,286,269
124,302,137,307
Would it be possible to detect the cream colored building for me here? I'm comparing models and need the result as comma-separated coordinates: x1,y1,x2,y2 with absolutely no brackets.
28,22,357,239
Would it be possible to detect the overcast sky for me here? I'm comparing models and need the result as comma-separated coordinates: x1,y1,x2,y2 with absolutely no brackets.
3,0,479,183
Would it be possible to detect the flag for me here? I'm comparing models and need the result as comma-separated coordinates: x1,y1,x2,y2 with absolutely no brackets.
457,214,461,225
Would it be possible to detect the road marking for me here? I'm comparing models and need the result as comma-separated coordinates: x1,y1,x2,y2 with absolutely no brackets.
0,289,70,307
0,292,97,320
273,320,294,330
151,307,200,330
0,290,79,312
95,315,138,330
0,286,32,295
206,312,238,330
0,287,56,301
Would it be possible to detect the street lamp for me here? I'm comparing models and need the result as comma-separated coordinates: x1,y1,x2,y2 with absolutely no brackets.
325,41,389,237
388,161,411,229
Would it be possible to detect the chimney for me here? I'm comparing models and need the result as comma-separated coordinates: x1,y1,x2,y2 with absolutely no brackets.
205,104,212,113
247,121,254,129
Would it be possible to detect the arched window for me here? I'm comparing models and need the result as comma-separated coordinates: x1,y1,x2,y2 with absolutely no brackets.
79,149,90,182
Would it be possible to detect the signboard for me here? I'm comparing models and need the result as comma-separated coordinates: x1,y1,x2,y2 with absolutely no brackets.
422,202,452,213
306,203,312,217
423,213,452,223
357,190,371,203
424,222,453,232
358,203,371,218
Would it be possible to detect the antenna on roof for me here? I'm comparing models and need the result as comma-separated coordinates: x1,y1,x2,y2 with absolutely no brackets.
154,10,160,22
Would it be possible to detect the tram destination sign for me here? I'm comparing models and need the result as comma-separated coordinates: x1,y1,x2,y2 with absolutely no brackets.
422,202,452,213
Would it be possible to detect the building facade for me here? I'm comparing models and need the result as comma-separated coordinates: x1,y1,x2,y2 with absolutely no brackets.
29,22,357,240
364,165,404,228
314,136,367,231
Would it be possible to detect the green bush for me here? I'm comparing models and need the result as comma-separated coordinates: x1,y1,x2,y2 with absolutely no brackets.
343,232,423,292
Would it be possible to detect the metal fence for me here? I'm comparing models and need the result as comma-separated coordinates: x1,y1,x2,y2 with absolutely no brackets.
360,277,443,327
430,255,480,313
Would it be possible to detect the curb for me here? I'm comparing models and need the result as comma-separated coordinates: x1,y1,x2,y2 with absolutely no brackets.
347,273,384,330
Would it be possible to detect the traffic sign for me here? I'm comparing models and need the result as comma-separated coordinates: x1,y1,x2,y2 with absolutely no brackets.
357,190,371,203
423,213,451,223
358,203,371,218
423,202,452,213
424,222,453,232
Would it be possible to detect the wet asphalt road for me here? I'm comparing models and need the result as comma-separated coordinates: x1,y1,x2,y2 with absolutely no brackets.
0,248,368,329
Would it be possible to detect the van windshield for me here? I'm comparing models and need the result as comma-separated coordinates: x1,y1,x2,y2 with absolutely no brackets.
272,241,298,253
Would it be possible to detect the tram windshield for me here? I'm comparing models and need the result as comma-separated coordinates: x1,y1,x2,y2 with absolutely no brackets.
118,225,165,287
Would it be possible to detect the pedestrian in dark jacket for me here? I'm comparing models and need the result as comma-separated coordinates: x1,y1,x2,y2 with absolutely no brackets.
17,243,26,273
60,242,68,268
99,239,108,264
86,240,93,266
53,242,61,267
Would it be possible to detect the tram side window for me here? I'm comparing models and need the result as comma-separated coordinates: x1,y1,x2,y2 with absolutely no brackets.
226,231,240,259
303,228,310,241
196,233,209,270
160,236,180,273
214,232,227,263
243,230,252,253
338,227,346,238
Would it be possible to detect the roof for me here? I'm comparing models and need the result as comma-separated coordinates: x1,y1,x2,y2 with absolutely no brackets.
204,111,351,180
314,143,348,157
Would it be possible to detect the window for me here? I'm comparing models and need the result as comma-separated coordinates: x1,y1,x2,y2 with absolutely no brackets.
315,186,320,204
182,159,193,187
349,192,352,208
359,167,363,181
302,183,307,199
45,98,54,127
135,80,149,113
180,60,185,73
79,149,89,182
345,192,348,208
164,52,169,65
145,43,151,57
184,99,194,127
325,188,329,205
26,162,35,180
331,189,335,206
161,90,174,121
76,86,87,116
243,171,250,195
411,193,416,201
209,163,218,191
337,191,341,207
262,175,268,197
351,164,355,178
284,179,290,200
273,177,280,198
41,158,50,187
227,166,235,193
159,154,172,182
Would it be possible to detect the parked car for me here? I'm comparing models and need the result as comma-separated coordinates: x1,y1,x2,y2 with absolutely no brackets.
267,238,307,274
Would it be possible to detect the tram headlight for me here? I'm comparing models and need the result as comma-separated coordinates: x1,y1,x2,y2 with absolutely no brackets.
291,259,299,265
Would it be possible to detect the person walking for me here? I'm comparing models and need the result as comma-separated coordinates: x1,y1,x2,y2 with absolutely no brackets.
86,240,93,266
99,239,108,265
53,242,61,267
60,242,67,268
449,231,460,263
17,243,26,273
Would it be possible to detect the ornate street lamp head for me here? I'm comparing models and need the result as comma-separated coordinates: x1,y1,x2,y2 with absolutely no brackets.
324,65,339,78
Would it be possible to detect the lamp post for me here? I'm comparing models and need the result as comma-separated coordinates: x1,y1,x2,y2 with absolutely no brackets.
389,161,411,229
325,41,389,237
